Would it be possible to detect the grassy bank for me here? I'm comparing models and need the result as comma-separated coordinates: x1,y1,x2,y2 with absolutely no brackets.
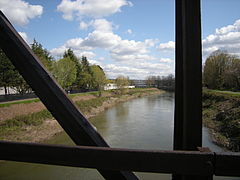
0,88,163,142
203,89,240,151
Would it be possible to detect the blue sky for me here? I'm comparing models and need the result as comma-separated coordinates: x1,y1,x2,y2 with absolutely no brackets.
0,0,240,79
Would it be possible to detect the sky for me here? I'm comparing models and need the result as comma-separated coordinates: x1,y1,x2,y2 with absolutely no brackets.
0,0,240,79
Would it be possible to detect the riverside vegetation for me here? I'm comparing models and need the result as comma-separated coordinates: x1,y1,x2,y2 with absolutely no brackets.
202,50,240,152
0,88,163,142
203,89,240,152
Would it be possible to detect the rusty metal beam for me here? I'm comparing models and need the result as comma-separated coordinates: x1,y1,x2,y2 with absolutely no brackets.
0,11,137,180
0,141,214,176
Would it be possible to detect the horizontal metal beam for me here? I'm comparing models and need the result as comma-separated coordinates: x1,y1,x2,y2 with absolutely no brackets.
2,141,239,177
0,141,214,176
215,152,240,177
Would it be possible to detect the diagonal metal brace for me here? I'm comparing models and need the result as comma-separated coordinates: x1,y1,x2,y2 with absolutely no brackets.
0,11,138,180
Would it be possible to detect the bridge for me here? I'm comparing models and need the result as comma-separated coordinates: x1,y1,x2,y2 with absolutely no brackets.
0,0,239,179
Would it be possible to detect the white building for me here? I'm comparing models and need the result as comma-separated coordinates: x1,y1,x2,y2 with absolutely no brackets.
104,83,118,90
0,87,18,95
103,83,135,91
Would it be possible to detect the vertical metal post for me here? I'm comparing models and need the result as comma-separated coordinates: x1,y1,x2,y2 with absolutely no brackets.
174,0,208,179
181,0,202,151
174,0,184,152
174,0,202,153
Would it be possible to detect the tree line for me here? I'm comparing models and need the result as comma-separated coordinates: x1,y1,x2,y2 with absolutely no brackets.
0,40,107,96
146,74,175,91
203,50,240,91
146,50,240,92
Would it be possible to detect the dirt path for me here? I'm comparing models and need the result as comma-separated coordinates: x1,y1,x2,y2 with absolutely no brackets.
0,94,97,122
0,102,46,122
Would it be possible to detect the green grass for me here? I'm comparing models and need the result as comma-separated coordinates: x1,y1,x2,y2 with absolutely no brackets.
0,98,40,108
0,110,52,136
204,89,240,97
68,91,99,98
0,91,101,108
75,97,108,113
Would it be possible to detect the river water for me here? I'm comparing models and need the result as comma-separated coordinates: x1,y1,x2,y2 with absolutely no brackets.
0,93,239,180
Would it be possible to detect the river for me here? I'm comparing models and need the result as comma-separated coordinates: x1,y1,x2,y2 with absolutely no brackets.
0,92,239,180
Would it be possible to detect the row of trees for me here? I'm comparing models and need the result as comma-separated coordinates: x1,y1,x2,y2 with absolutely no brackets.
146,74,175,90
145,50,240,92
52,49,106,96
1,48,35,94
0,40,106,96
203,50,240,91
0,40,54,94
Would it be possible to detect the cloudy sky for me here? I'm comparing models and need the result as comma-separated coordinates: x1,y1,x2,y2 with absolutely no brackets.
0,0,240,79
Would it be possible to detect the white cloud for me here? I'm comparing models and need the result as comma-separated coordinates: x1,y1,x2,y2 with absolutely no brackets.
82,30,121,48
50,46,67,57
104,64,146,78
126,29,132,34
157,19,240,59
65,38,92,50
159,58,172,63
215,19,240,35
111,40,148,55
98,57,105,61
57,0,132,20
202,19,240,58
91,19,113,32
75,51,96,59
158,41,175,52
50,17,174,79
79,21,89,30
79,18,114,31
104,61,173,79
110,54,155,62
0,0,43,26
89,59,102,66
145,39,158,47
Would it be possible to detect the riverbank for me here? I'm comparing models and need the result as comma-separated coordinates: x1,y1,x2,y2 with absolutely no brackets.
203,89,240,151
0,88,164,143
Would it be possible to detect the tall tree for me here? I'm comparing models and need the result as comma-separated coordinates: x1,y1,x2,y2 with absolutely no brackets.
81,56,92,73
63,49,81,88
203,50,239,90
0,49,31,94
0,49,17,94
31,39,53,71
78,56,93,90
91,65,106,96
52,57,77,90
222,56,240,91
115,75,129,94
146,76,156,87
11,73,31,94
